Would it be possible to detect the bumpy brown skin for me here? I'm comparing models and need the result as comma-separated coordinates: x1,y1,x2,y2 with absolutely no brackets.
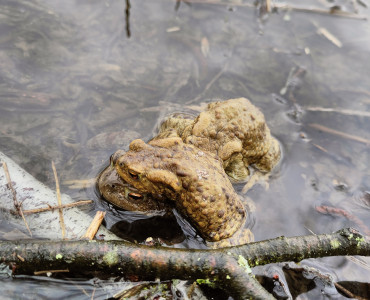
98,163,167,213
156,98,281,182
115,137,246,242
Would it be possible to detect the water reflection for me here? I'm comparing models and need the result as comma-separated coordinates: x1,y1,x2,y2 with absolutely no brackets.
125,0,131,37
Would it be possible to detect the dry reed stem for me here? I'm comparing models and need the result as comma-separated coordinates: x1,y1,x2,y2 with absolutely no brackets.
51,161,66,239
81,211,106,240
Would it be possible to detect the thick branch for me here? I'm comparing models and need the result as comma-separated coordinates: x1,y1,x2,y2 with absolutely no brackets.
1,228,368,299
1,239,272,299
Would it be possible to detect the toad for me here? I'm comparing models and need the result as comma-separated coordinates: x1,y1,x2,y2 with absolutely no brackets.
115,137,246,242
98,160,167,213
155,98,281,182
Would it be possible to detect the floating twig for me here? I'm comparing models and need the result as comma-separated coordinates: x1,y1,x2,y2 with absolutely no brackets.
81,211,106,240
2,162,32,237
266,0,271,13
306,106,370,117
17,254,25,262
19,200,93,215
309,123,370,146
315,24,343,48
51,161,66,239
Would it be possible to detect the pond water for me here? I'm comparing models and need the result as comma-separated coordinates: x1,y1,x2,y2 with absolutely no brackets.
0,0,369,299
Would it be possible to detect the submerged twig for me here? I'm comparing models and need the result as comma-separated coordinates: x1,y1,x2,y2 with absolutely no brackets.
316,26,343,47
357,0,368,8
316,205,370,236
347,256,370,271
274,3,367,20
2,162,20,213
309,123,370,145
62,178,96,189
19,200,93,215
306,106,370,117
186,62,228,104
2,162,32,236
176,1,367,19
51,161,66,239
334,282,367,300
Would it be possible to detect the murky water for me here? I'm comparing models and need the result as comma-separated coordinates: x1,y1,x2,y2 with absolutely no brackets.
0,0,369,298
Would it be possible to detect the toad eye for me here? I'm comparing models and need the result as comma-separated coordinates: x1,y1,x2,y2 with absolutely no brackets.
128,192,143,201
128,169,139,180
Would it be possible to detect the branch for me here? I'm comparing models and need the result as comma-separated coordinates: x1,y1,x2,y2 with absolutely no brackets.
0,239,272,299
0,228,368,299
234,228,370,267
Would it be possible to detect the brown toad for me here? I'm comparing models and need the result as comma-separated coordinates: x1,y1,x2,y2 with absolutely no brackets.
155,98,281,182
98,161,167,213
115,137,246,242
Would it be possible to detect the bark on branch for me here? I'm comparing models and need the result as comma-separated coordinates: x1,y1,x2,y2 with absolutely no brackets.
1,228,369,300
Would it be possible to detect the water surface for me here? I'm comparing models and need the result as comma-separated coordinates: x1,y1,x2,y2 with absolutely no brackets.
0,0,369,298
